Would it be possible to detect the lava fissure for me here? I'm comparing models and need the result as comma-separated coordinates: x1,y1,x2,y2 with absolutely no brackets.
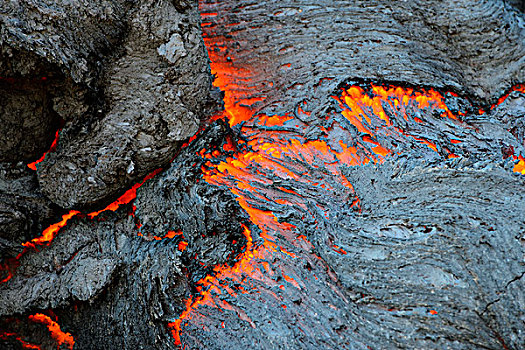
163,8,525,346
27,129,61,171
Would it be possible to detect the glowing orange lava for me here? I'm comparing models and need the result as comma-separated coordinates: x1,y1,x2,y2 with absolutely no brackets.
490,84,525,110
3,6,524,348
27,129,60,171
23,210,80,249
1,167,165,284
28,313,74,350
0,331,41,350
513,155,525,175
166,8,525,348
87,168,163,219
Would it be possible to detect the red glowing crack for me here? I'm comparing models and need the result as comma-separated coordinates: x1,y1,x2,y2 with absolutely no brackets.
27,129,60,171
87,168,163,219
28,313,74,350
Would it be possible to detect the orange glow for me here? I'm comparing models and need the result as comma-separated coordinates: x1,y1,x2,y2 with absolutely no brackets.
169,223,260,345
490,84,525,110
171,8,521,344
23,210,80,249
165,231,183,239
3,167,166,284
334,84,467,159
87,168,163,219
513,156,525,175
0,332,42,350
0,257,20,283
171,16,475,344
178,241,188,252
429,310,438,315
332,245,347,255
28,313,74,350
27,130,60,170
148,230,184,241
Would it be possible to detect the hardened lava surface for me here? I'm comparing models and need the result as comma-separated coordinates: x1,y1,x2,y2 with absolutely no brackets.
1,0,524,349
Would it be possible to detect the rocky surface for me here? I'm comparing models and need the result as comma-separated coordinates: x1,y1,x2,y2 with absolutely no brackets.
1,0,216,209
0,163,60,260
37,0,216,209
312,161,525,349
0,0,524,349
202,0,525,117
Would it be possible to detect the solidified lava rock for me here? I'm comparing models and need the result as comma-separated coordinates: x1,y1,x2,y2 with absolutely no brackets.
297,160,525,349
1,0,524,349
36,0,216,210
0,164,59,260
0,0,127,162
1,0,217,210
0,121,249,349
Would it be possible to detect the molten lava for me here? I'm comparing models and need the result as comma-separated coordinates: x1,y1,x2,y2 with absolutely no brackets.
0,331,41,350
87,168,163,219
166,8,525,348
0,313,72,350
23,210,80,249
28,313,74,350
27,129,60,171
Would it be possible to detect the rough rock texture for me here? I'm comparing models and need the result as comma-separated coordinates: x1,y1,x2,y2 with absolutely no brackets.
37,0,215,209
202,0,524,117
1,0,216,209
166,88,524,349
135,120,250,282
0,0,524,349
0,0,128,161
307,161,525,349
0,208,189,350
0,164,60,260
0,74,60,162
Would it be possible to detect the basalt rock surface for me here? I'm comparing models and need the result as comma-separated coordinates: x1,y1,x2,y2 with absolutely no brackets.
0,163,61,260
36,0,216,209
1,0,524,350
201,0,524,117
1,0,216,209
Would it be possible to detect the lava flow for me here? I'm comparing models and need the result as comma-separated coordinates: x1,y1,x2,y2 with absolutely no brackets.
3,5,523,349
166,7,525,348
0,313,73,350
28,314,74,350
0,331,41,350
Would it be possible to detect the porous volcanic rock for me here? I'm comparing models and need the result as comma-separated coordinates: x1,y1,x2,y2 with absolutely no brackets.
1,0,216,209
36,0,216,209
1,0,524,349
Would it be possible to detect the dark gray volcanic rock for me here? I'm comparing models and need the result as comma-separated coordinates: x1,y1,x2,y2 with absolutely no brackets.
0,0,128,162
135,119,250,282
0,0,524,349
201,0,524,118
37,0,215,209
0,120,249,349
0,208,189,350
307,161,525,349
0,163,60,259
1,0,216,209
